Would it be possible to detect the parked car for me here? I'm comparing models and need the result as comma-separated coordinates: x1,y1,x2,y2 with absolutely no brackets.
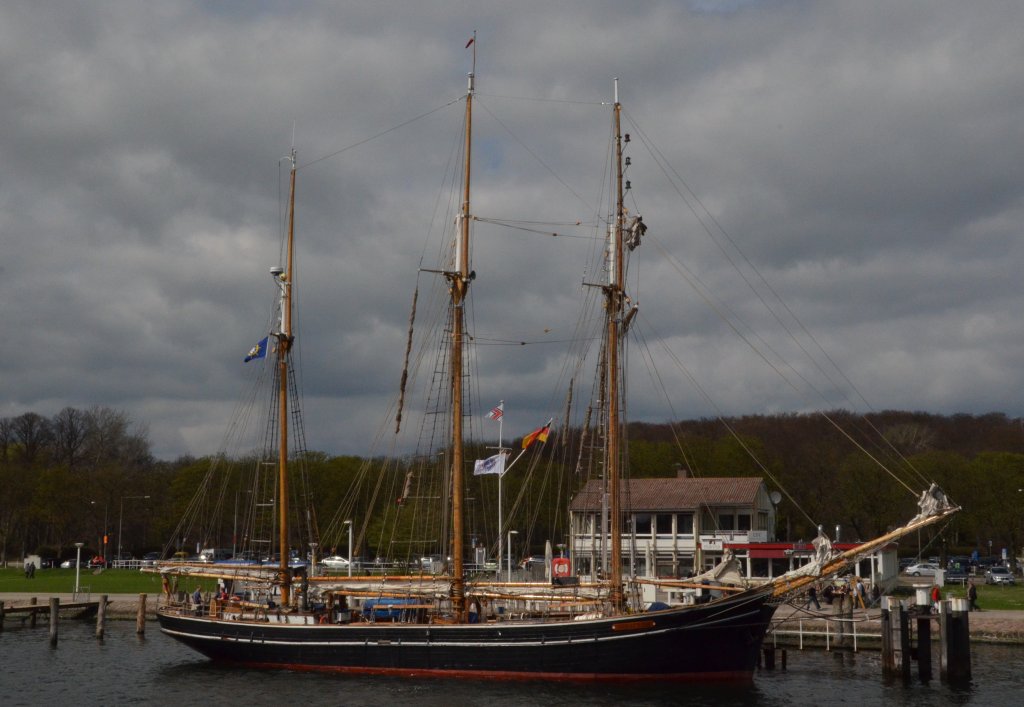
419,555,446,573
88,555,106,568
60,558,84,568
321,555,351,569
140,551,161,567
985,566,1016,585
903,562,940,577
520,555,547,568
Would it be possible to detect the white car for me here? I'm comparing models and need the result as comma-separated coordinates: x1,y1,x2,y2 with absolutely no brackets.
985,566,1016,585
903,562,940,577
321,555,351,569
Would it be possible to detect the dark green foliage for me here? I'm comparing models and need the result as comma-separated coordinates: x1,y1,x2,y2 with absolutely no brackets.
2,408,1022,566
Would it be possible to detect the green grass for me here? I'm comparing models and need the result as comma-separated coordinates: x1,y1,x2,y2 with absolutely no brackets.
941,581,1024,611
0,567,213,595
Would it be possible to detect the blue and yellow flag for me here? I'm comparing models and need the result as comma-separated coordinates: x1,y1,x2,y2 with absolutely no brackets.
244,336,269,362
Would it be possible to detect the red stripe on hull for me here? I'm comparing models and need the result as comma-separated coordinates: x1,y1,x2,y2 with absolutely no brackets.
217,659,754,683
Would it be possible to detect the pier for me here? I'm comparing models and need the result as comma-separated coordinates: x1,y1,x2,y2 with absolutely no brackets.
0,593,152,644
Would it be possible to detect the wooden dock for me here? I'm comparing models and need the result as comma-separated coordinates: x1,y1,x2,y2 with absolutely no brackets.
0,597,106,627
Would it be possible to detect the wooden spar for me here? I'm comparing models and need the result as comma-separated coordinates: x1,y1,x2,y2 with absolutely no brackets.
607,81,625,611
278,148,297,606
448,60,475,622
768,504,960,599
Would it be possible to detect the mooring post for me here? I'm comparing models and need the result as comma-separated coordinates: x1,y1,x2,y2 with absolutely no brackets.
882,597,911,679
29,597,39,628
0,600,5,632
835,592,846,645
49,597,59,647
915,588,932,681
880,596,891,672
137,593,147,635
941,597,971,683
96,594,107,639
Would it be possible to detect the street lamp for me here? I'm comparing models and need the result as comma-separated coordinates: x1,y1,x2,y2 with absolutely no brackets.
90,500,109,565
507,530,518,582
118,495,150,566
344,520,353,577
73,542,84,595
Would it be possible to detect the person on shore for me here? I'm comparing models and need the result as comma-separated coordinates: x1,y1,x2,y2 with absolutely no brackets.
806,584,821,610
855,577,866,609
967,580,979,611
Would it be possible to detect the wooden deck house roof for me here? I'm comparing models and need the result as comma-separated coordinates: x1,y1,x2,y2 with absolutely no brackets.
569,477,765,513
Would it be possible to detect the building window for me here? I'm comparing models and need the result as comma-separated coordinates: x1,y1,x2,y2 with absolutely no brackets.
655,514,673,535
737,513,751,531
718,513,735,531
634,514,652,536
676,513,694,536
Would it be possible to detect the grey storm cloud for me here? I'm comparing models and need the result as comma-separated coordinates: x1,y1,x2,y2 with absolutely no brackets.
2,1,1022,458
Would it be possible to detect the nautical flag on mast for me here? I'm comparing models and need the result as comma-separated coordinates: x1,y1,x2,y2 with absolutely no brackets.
473,452,506,476
521,421,551,449
485,402,504,421
244,336,269,362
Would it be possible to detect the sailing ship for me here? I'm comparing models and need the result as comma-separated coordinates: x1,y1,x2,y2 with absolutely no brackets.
153,55,958,681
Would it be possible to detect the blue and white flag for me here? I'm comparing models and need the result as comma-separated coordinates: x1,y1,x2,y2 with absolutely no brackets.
244,336,269,362
473,452,506,476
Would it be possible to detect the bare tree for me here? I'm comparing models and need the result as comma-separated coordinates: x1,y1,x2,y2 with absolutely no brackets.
52,407,88,469
11,412,52,468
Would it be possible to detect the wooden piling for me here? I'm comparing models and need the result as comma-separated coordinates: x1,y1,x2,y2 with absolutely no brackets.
0,600,5,632
881,597,911,679
940,597,971,683
29,597,38,628
95,594,107,639
762,646,776,670
915,588,932,681
916,610,932,680
137,593,147,635
49,597,59,647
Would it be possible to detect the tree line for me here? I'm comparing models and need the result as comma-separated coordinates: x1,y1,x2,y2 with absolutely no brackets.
2,407,1022,565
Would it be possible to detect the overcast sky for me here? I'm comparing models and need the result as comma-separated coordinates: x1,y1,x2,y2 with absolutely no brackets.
3,1,1023,460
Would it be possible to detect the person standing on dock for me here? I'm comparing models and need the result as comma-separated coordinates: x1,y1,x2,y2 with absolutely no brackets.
806,584,821,610
967,580,979,611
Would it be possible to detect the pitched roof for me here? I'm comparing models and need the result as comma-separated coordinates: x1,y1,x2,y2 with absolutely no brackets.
569,477,765,512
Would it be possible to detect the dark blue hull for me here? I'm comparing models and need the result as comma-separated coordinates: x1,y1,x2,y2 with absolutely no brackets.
157,590,776,681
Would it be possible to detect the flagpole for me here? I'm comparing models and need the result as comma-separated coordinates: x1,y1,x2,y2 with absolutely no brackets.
497,400,504,581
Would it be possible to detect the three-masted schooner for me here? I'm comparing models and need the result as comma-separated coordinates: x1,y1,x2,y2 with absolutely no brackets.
153,56,958,680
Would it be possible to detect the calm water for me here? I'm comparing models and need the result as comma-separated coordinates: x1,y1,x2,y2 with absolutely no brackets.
1,620,1021,706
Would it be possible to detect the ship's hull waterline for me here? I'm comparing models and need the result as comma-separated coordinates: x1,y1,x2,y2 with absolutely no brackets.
157,591,777,682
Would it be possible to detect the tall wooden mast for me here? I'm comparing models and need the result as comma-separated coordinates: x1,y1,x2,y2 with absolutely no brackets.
449,51,475,620
607,81,626,611
277,148,297,606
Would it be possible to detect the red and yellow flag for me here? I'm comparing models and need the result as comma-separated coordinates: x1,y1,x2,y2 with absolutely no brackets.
521,423,550,449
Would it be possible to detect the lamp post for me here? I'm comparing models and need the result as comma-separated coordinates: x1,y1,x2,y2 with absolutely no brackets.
73,542,84,595
507,530,518,582
344,520,353,577
118,495,150,566
90,500,109,565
